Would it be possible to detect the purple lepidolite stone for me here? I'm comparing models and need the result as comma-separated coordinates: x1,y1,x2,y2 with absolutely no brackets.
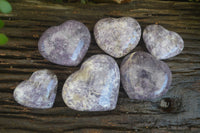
94,17,141,58
143,24,184,60
62,54,120,111
38,20,91,66
13,69,58,109
120,51,172,100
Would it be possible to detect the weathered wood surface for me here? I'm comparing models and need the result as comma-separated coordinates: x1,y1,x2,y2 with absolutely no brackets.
0,0,200,132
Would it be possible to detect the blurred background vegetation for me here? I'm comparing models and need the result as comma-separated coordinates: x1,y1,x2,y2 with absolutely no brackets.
50,0,199,4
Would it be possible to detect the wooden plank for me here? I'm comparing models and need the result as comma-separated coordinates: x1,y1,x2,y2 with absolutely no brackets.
0,0,200,132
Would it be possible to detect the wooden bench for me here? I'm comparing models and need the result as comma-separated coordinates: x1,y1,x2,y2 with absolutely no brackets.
0,0,200,132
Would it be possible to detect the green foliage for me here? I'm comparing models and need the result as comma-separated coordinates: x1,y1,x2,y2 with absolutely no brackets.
55,0,63,2
0,20,4,29
0,0,12,14
53,0,89,4
189,0,199,2
81,0,89,4
81,0,86,4
0,0,12,46
0,33,8,45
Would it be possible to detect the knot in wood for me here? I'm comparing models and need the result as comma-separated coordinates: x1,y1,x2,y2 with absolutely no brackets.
159,97,182,113
160,98,171,109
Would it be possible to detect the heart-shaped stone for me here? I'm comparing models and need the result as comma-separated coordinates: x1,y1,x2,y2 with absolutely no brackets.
94,17,141,58
13,69,58,109
120,51,172,100
143,24,184,59
38,20,91,66
62,54,120,111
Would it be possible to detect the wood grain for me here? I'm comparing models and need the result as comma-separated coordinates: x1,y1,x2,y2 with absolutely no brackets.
0,0,200,132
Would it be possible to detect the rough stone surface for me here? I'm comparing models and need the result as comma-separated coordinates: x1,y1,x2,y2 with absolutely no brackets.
143,24,184,60
38,20,91,66
120,51,172,100
94,17,141,58
13,69,58,109
62,54,120,111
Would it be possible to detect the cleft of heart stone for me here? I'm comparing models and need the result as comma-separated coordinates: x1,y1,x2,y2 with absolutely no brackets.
13,69,58,109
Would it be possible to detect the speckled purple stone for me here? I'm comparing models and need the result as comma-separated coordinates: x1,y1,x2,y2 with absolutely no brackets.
62,54,120,111
120,52,172,100
38,20,91,66
13,69,58,109
143,24,184,60
94,17,141,58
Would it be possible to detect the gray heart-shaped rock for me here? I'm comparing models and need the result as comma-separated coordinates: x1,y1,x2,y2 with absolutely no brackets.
94,17,141,58
13,69,58,109
120,51,172,100
143,24,184,59
62,54,120,111
38,20,91,66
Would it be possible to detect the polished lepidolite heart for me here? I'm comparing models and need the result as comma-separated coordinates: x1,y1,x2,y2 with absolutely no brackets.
13,69,58,109
120,52,172,100
38,20,91,66
62,54,120,111
143,24,184,60
94,17,141,58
